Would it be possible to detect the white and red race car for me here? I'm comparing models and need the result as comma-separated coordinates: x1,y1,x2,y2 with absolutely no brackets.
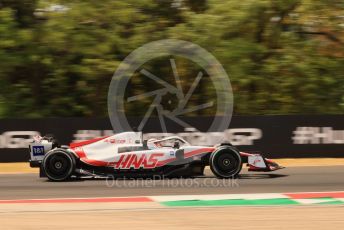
29,132,283,181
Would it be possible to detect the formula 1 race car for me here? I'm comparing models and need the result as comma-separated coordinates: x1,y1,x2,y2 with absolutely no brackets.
29,132,283,181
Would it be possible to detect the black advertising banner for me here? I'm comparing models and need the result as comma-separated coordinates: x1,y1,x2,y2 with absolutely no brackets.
0,115,343,162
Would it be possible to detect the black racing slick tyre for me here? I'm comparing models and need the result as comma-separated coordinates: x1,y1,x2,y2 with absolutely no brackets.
42,149,76,181
209,146,242,179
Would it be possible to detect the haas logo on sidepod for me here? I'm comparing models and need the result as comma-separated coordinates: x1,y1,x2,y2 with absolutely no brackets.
114,153,164,169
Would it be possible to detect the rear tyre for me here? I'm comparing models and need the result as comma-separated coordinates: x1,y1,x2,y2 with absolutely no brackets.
42,149,76,181
209,146,242,179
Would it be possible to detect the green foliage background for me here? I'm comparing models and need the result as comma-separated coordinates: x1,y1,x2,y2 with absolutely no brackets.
0,0,343,118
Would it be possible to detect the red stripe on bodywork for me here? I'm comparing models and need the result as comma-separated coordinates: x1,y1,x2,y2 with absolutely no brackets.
0,197,153,204
70,136,108,148
184,148,214,158
156,158,177,167
285,191,344,199
82,158,114,167
239,152,251,157
73,147,115,166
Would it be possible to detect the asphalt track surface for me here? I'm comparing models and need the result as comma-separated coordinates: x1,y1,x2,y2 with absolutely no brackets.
0,166,343,200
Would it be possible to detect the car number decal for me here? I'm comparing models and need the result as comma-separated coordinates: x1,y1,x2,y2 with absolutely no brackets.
32,146,45,156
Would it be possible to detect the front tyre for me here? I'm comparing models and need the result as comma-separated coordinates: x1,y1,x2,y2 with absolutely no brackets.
42,149,76,181
209,146,242,179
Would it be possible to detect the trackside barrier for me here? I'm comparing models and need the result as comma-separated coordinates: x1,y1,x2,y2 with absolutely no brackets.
0,115,343,162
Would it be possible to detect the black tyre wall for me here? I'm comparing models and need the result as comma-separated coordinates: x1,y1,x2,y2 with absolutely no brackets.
42,149,76,181
209,146,242,178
